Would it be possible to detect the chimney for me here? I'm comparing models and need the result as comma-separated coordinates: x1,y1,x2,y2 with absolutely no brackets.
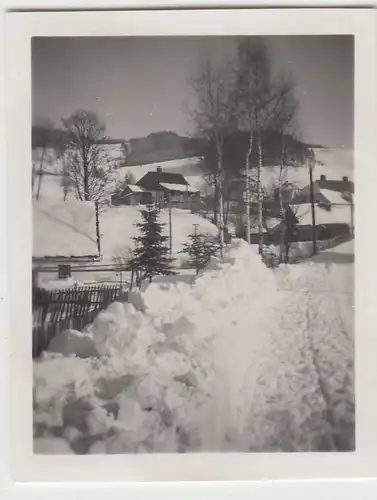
157,166,162,173
320,174,326,182
342,176,349,182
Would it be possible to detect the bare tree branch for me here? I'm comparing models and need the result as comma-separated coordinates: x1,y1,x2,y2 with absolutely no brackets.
62,110,115,204
189,58,237,253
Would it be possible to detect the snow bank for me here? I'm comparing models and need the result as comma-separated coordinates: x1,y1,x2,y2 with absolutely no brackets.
47,330,99,359
33,238,354,453
33,239,267,453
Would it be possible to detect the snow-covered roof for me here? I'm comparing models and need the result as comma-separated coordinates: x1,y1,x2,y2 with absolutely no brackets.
320,189,350,205
33,200,99,259
159,182,199,193
126,184,147,193
290,203,352,226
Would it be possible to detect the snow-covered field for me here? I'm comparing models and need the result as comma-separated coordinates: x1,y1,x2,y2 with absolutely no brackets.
33,200,98,258
33,199,219,287
99,205,218,265
33,239,354,453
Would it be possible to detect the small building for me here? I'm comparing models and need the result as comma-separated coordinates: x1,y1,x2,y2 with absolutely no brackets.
32,200,101,287
136,166,199,207
291,174,354,207
287,173,354,238
111,184,152,206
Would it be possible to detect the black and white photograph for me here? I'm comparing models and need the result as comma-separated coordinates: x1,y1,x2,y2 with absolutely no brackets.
29,32,356,456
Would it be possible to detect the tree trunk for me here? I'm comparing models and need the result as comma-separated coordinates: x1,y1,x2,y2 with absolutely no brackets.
224,192,232,227
36,147,46,200
284,241,290,264
256,116,264,255
32,163,36,192
245,128,254,245
83,162,90,201
62,156,69,201
278,134,286,264
217,143,225,256
213,175,219,226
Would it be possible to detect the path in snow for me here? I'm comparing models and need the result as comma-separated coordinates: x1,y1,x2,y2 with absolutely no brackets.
212,245,354,452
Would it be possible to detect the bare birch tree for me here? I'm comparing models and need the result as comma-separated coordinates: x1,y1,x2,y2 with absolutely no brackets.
269,83,299,262
62,110,115,203
190,59,237,255
235,39,293,253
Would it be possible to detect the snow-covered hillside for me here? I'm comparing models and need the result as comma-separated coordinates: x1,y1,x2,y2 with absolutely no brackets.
33,239,354,453
33,147,353,203
259,148,353,192
312,147,353,180
116,156,205,192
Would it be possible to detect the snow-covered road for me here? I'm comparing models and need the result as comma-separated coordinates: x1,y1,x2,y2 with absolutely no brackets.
206,240,354,451
33,239,354,453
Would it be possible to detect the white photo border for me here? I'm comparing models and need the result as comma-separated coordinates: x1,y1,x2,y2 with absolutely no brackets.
5,7,377,483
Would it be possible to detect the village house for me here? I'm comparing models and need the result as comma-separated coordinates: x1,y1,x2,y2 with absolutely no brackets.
291,174,354,207
263,173,354,245
32,200,101,287
111,184,152,206
288,174,354,236
135,166,200,207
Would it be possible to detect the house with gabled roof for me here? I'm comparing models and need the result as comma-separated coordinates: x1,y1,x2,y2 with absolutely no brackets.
136,166,199,206
111,184,152,206
291,174,354,208
286,173,354,241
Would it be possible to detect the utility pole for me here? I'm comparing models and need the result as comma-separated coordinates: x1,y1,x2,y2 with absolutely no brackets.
95,201,101,257
168,192,172,256
257,123,264,255
308,154,317,255
245,165,251,245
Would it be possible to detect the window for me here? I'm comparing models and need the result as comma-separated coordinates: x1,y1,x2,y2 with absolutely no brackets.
58,264,71,280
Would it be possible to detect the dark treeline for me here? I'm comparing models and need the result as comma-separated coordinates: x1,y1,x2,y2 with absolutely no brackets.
197,129,318,177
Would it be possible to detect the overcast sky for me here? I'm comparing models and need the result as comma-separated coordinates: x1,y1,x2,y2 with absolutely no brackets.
32,35,354,149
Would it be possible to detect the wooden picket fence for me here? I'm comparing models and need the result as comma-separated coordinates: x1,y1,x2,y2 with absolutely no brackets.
32,284,127,358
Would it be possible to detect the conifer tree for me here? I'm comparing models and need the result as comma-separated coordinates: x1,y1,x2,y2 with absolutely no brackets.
180,224,220,275
129,204,176,285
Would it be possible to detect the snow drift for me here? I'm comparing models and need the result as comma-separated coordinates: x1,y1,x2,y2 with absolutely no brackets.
33,239,354,453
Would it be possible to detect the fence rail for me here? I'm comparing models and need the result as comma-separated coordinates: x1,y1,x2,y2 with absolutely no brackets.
32,284,127,358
